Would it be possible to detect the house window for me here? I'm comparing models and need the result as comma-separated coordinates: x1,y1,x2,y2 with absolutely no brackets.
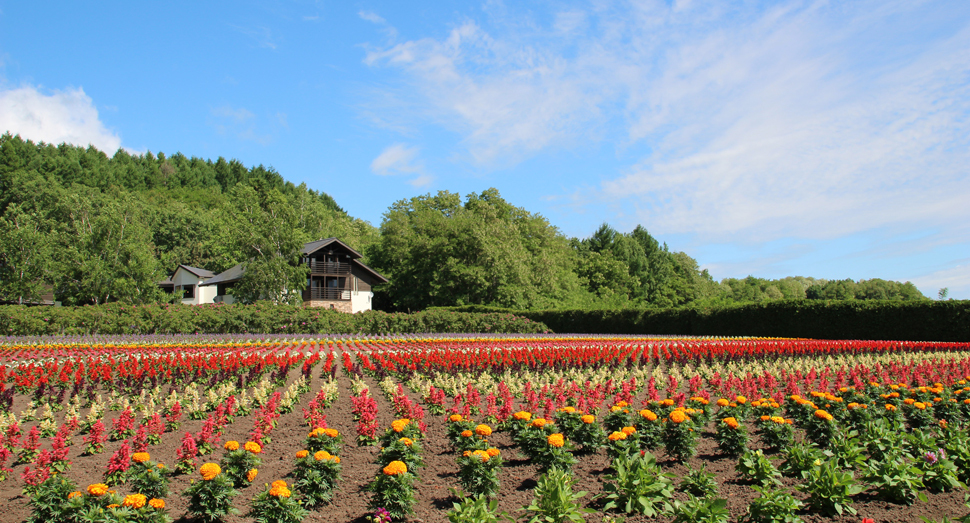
179,284,195,299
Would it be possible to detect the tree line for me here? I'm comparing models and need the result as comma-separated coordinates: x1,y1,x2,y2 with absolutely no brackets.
0,133,926,309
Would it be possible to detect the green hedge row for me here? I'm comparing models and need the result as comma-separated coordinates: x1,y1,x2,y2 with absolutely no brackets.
0,303,550,336
436,300,970,341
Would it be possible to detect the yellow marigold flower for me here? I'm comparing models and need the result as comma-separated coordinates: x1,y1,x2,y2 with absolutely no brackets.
669,411,688,424
449,414,463,423
272,480,287,488
531,418,548,428
770,416,786,424
68,491,82,499
296,450,309,459
149,498,165,509
723,417,740,429
608,431,627,441
472,450,490,463
87,484,109,496
915,402,927,410
399,437,414,446
581,414,596,424
475,424,493,437
224,440,240,451
813,410,834,421
513,411,532,421
847,402,859,409
886,404,898,411
269,485,292,498
640,409,658,421
247,468,258,482
123,494,147,509
559,406,576,413
383,460,408,475
621,426,636,435
314,450,331,461
661,399,675,407
548,433,565,447
391,419,411,433
244,441,262,454
200,463,221,481
486,448,500,457
309,428,325,438
323,428,339,437
132,452,150,463
610,406,621,412
736,396,747,404
461,429,473,438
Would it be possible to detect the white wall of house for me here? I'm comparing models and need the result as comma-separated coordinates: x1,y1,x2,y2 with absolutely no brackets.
350,290,374,313
172,268,215,305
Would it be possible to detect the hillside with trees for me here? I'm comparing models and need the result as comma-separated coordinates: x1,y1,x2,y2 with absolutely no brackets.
0,134,927,309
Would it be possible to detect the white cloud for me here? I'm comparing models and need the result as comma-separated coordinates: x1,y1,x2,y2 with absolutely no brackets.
209,105,275,144
910,262,970,299
370,143,431,186
359,10,386,24
0,85,121,152
362,0,970,242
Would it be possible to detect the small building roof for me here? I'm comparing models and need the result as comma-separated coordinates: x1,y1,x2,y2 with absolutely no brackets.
177,265,216,279
199,263,245,286
301,237,364,258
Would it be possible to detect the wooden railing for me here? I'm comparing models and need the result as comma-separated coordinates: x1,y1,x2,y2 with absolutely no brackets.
307,260,351,275
303,288,351,301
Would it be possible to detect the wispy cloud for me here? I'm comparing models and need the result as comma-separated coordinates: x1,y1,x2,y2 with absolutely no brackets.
231,24,279,50
358,10,386,25
0,84,122,152
361,0,970,243
370,143,432,186
209,105,278,145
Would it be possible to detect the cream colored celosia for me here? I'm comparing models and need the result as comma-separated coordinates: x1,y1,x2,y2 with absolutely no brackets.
317,379,339,406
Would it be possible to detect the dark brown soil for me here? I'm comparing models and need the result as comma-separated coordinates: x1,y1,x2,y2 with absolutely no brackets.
1,361,967,523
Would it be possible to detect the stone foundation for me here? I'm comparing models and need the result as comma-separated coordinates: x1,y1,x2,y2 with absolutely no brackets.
304,300,353,313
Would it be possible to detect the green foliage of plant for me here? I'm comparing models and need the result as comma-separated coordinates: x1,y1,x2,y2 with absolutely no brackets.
219,445,261,489
456,449,503,498
861,418,906,462
663,415,698,462
558,411,606,453
823,430,866,471
248,482,308,523
27,476,78,523
447,494,512,523
671,495,729,523
679,463,719,498
779,441,824,478
713,418,748,456
521,468,595,523
366,470,417,521
864,454,927,505
129,459,171,500
796,459,865,516
921,449,964,493
377,439,425,475
757,418,794,451
292,452,342,507
601,452,675,516
184,473,240,522
740,485,804,523
736,449,782,486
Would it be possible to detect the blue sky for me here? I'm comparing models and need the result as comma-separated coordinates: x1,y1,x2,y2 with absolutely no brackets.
1,0,968,298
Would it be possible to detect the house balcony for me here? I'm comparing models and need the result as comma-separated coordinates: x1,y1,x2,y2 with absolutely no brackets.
303,288,351,301
307,260,351,275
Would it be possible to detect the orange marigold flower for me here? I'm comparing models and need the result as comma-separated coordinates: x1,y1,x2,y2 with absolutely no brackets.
269,485,292,498
513,411,532,421
463,450,472,457
610,406,621,412
771,416,786,424
391,418,411,433
475,424,493,437
107,504,120,509
640,409,658,421
68,491,82,499
132,452,151,463
661,399,675,407
617,401,629,408
314,450,331,461
383,460,408,475
915,402,927,410
87,484,109,496
548,433,565,447
323,428,339,437
247,468,258,482
399,437,414,446
449,414,463,422
903,398,915,405
760,415,770,422
886,404,898,411
200,463,221,481
581,414,595,424
813,410,834,421
333,456,341,464
608,431,627,441
722,417,740,429
272,480,287,488
309,428,325,438
244,441,262,454
531,418,548,428
621,426,636,435
224,440,240,451
296,450,310,459
736,396,747,404
559,406,576,413
149,498,165,509
486,448,500,457
471,450,490,463
461,430,473,438
669,411,688,424
939,419,948,428
123,494,147,509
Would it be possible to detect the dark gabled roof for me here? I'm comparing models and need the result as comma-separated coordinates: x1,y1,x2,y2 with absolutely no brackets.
199,263,245,287
301,238,364,259
177,265,215,279
352,258,389,284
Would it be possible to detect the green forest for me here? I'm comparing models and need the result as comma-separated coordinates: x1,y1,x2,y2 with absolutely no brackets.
0,133,927,311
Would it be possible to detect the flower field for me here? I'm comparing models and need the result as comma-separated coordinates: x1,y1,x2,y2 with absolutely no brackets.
2,333,970,522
